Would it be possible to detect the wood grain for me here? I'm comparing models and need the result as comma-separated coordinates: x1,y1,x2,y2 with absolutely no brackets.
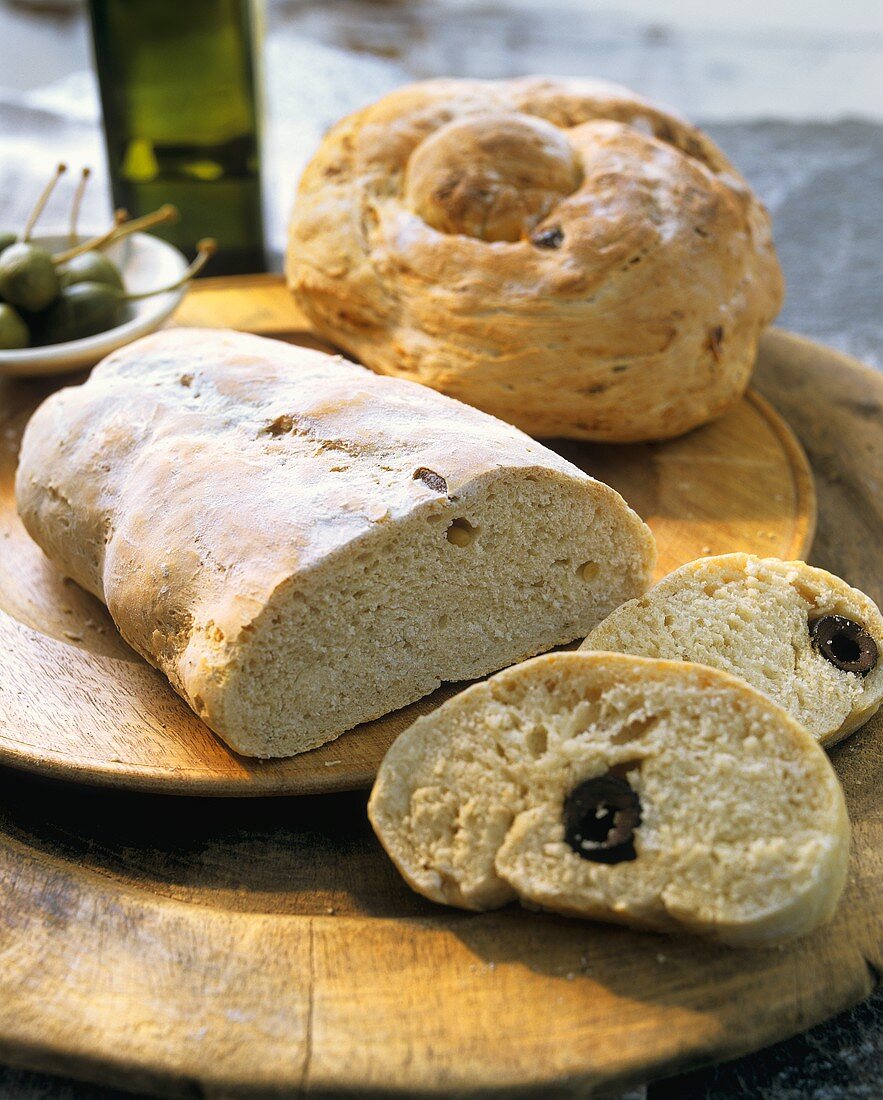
0,295,878,1096
0,277,814,796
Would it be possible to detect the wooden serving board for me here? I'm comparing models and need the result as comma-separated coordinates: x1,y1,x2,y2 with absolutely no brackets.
0,276,814,796
0,282,879,1096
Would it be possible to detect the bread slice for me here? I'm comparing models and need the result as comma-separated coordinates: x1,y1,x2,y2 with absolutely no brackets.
15,328,655,758
581,554,883,746
368,652,849,946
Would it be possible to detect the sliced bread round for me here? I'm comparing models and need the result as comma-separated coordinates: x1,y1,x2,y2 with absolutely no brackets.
368,652,849,946
581,554,883,745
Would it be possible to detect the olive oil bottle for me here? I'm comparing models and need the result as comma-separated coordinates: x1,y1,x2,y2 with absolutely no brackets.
88,0,266,275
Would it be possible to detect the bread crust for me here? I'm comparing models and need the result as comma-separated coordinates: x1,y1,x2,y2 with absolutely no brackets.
287,76,783,442
15,328,655,757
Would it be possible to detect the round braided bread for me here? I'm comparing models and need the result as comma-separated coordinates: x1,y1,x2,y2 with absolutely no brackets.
287,76,783,442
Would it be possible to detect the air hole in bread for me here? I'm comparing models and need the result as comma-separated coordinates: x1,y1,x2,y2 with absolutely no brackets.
609,758,644,778
524,724,548,758
579,561,600,581
532,226,564,249
791,579,820,606
446,518,478,547
610,715,657,745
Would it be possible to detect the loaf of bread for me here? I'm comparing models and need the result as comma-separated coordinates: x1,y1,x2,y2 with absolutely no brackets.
368,652,849,946
15,328,655,758
581,555,883,746
287,76,783,443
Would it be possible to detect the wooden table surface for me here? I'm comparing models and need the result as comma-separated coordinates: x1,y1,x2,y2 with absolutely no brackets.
0,318,879,1099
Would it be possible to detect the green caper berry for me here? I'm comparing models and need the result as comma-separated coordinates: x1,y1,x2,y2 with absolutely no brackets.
0,302,30,349
57,251,124,292
0,242,59,311
36,282,124,346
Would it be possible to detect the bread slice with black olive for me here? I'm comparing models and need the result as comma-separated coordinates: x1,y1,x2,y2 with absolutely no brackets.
368,652,849,946
580,554,883,747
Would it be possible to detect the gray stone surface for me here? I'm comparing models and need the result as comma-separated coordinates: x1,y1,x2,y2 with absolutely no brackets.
648,988,883,1100
707,120,883,371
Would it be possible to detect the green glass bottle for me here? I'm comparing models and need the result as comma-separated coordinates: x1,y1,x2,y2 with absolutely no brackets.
88,0,266,275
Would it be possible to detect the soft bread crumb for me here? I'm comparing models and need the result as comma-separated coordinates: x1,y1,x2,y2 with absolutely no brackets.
368,652,849,947
581,554,883,745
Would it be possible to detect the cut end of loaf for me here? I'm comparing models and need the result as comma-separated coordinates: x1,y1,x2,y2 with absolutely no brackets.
194,469,655,758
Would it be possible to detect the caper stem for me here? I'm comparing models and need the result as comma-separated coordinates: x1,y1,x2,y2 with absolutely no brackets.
108,204,180,243
21,163,67,241
52,204,179,264
52,209,128,264
122,238,216,300
68,167,92,246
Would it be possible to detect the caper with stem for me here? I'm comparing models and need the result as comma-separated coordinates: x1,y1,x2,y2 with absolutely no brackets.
57,251,124,292
45,202,180,308
51,204,179,266
0,303,29,350
0,163,67,311
57,169,123,291
35,281,123,345
37,238,216,346
0,242,59,312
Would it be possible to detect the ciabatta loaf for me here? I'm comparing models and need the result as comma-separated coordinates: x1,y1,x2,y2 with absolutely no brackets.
369,652,849,946
16,328,655,758
581,555,883,746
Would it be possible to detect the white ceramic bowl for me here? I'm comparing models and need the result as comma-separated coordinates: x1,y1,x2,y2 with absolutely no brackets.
0,230,189,377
